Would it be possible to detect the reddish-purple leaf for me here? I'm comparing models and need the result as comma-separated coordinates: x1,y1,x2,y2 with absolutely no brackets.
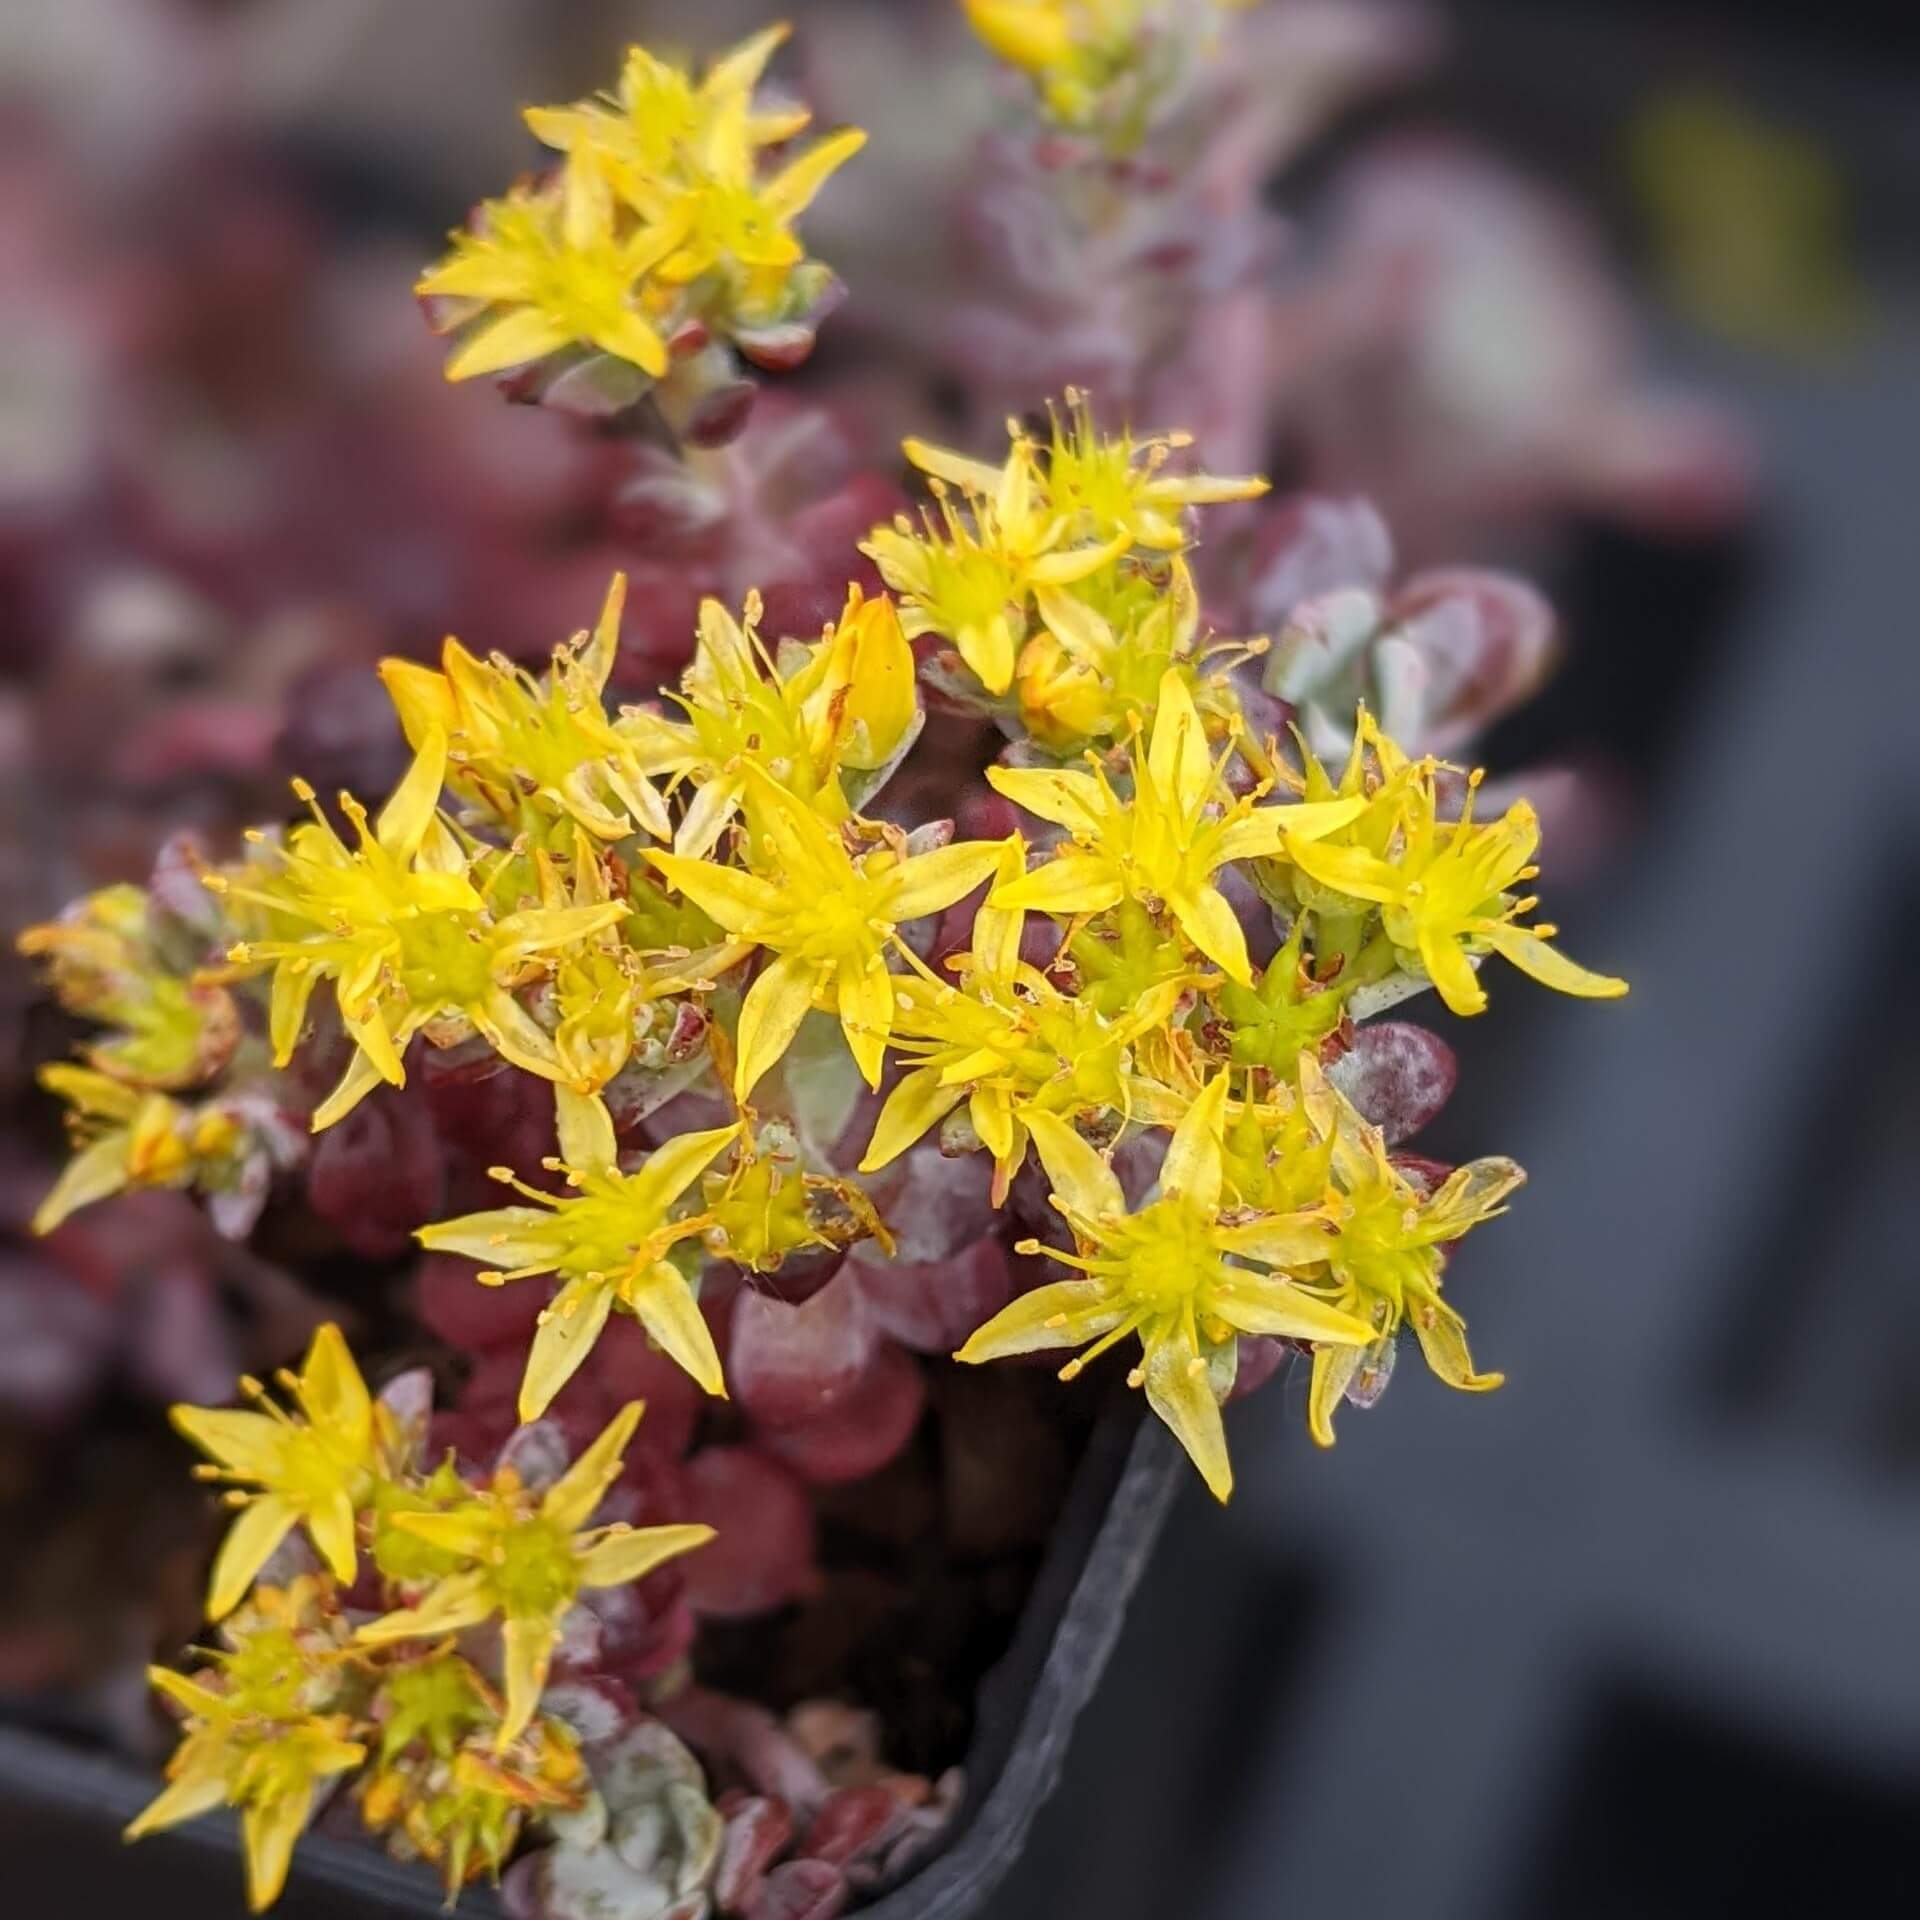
714,1796,795,1913
680,1448,820,1619
1329,1022,1458,1143
800,1787,905,1869
744,1860,849,1920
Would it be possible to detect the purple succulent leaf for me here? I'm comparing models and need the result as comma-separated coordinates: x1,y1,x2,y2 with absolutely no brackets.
866,1769,965,1887
369,1365,433,1475
537,349,655,422
124,1262,239,1405
1328,1023,1458,1142
1262,584,1384,704
862,1138,996,1264
1383,567,1557,754
497,1418,576,1496
1369,631,1430,744
1224,1335,1289,1404
1245,496,1394,634
656,1686,831,1818
0,1254,114,1424
605,1053,718,1136
545,1679,640,1753
714,1796,795,1913
845,1239,1014,1356
611,454,732,552
743,1860,849,1920
799,1787,906,1869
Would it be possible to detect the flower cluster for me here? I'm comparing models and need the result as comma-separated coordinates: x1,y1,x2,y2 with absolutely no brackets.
130,1326,705,1908
18,9,1640,1902
417,26,862,438
866,396,1267,752
19,865,304,1237
28,399,1624,1510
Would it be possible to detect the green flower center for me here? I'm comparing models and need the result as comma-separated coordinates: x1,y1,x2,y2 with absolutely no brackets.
395,910,495,1007
1108,1195,1223,1315
491,1517,581,1619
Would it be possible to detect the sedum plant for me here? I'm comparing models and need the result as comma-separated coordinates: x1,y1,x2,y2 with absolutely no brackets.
418,25,863,442
15,10,1633,1914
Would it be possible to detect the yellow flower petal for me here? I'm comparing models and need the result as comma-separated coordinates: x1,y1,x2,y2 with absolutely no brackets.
956,614,1018,696
311,1046,387,1132
242,1787,316,1913
577,1522,715,1589
31,1133,133,1234
374,729,447,859
649,852,784,939
1214,1212,1339,1269
982,765,1103,833
673,770,746,860
124,1766,229,1842
555,1086,618,1172
387,1510,496,1558
628,1123,742,1216
1477,923,1629,1001
1408,1291,1504,1393
835,955,894,1090
762,126,867,221
1167,883,1252,985
988,852,1123,918
900,438,1008,495
170,1406,286,1479
206,1496,299,1620
1283,835,1404,905
356,1569,496,1644
587,309,669,380
964,0,1076,72
1142,1336,1233,1503
1023,1110,1124,1222
308,1486,359,1587
969,836,1030,978
1146,671,1212,823
883,838,1007,923
299,1324,371,1440
1421,1156,1526,1240
969,1084,1015,1162
520,1275,616,1422
268,962,322,1068
703,22,793,101
446,306,575,382
415,1207,562,1268
735,951,823,1099
1418,925,1487,1017
473,988,566,1079
1210,1278,1373,1347
1307,1341,1365,1448
860,1068,966,1174
629,1259,728,1398
497,1614,555,1752
954,1279,1126,1363
543,1402,643,1533
1157,1071,1227,1212
379,657,457,750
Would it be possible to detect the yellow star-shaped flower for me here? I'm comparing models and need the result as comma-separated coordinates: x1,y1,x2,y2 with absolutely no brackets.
357,1403,712,1748
987,671,1363,984
957,1074,1372,1499
649,770,1007,1095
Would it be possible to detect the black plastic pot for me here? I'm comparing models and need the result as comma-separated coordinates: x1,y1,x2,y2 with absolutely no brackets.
0,1403,1182,1920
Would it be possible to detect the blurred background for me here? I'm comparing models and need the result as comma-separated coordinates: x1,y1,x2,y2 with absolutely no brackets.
3,0,1916,1914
